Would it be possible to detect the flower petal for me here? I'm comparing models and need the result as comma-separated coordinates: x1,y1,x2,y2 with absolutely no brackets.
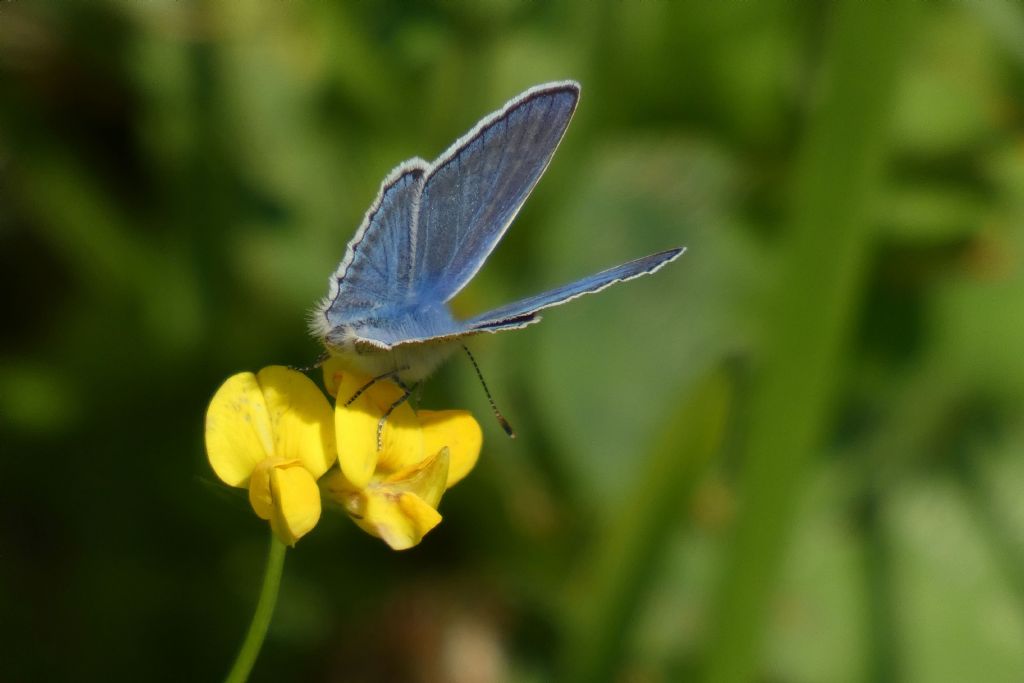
206,372,275,487
385,447,450,509
375,395,423,474
246,462,319,548
333,370,381,488
249,458,322,545
269,461,322,546
248,458,282,520
359,489,442,550
321,355,347,398
320,468,364,519
256,366,336,478
333,370,424,487
419,410,482,488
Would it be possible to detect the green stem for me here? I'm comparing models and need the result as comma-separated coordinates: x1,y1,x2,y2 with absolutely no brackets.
560,369,732,682
224,534,287,683
700,2,914,682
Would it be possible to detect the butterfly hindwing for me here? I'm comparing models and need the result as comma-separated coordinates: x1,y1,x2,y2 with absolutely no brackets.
317,161,427,336
348,311,539,350
466,248,684,330
347,248,684,349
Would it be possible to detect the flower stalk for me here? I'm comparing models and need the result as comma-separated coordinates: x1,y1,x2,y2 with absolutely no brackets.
224,533,287,683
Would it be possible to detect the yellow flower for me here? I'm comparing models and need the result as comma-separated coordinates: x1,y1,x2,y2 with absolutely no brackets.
321,360,482,550
205,366,336,546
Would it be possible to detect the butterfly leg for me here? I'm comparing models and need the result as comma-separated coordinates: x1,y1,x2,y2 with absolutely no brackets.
345,367,409,407
376,383,418,451
288,350,331,374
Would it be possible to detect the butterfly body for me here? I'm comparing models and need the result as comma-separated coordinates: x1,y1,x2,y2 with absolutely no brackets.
321,303,462,382
313,81,683,384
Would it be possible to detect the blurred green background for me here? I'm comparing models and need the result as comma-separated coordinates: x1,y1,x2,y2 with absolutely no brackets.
4,1,1024,681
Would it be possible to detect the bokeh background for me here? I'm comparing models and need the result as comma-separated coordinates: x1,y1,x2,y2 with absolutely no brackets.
4,1,1024,681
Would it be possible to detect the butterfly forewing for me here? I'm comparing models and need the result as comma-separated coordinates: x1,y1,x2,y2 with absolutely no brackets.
409,82,580,304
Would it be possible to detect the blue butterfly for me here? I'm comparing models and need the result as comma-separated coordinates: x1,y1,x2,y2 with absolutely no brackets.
311,81,683,394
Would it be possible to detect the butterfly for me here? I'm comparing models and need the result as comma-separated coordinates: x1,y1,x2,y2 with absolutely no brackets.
311,81,684,398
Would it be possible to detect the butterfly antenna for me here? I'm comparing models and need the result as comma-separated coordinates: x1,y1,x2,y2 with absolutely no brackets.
461,344,515,438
